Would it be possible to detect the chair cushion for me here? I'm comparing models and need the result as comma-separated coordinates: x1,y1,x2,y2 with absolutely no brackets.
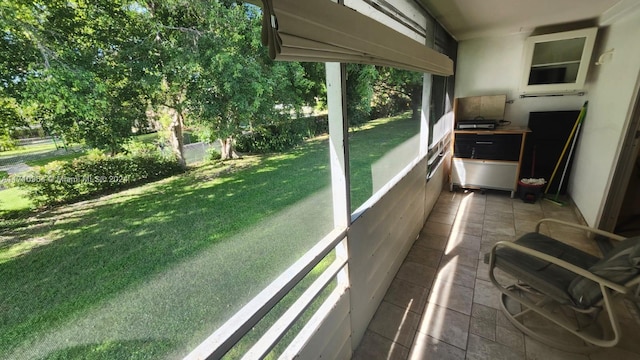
492,232,600,306
568,236,640,308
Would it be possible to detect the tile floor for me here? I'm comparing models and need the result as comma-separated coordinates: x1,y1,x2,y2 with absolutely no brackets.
353,189,640,360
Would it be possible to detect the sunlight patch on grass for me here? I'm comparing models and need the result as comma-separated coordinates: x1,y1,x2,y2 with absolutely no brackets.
0,188,33,212
0,237,53,264
255,166,276,173
0,143,58,157
25,151,87,167
0,114,414,358
350,112,411,133
3,185,334,359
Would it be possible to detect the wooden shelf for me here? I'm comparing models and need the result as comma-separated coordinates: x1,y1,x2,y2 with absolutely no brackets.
454,126,531,135
450,126,531,197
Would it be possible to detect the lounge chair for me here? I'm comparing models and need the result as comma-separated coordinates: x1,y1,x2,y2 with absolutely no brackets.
486,218,640,352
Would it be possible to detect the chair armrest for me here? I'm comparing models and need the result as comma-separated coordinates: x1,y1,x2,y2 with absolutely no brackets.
489,240,628,294
535,218,627,242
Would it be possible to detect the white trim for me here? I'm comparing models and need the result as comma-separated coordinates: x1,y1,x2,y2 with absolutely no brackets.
327,63,350,229
420,73,432,158
599,0,640,26
241,255,348,359
351,153,427,220
184,227,347,360
278,285,350,358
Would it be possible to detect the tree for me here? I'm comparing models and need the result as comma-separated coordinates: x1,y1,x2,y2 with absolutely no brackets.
133,0,214,166
0,94,25,150
1,0,323,161
375,67,424,121
185,2,317,160
345,64,378,126
1,0,149,154
135,1,317,161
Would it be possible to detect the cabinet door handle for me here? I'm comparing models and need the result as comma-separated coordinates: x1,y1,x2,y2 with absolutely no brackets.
476,141,493,145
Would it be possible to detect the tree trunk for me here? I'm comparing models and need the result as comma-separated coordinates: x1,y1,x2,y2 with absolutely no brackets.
169,110,186,168
220,137,241,160
410,86,422,122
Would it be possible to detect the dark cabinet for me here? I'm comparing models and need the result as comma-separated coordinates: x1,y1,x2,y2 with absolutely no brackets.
454,133,522,161
521,110,581,194
451,127,530,196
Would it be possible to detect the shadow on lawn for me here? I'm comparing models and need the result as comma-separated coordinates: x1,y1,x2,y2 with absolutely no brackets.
0,114,417,357
38,339,175,360
0,139,331,356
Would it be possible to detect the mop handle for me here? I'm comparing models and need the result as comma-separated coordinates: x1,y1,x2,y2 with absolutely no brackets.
556,120,583,195
544,102,588,193
531,145,536,177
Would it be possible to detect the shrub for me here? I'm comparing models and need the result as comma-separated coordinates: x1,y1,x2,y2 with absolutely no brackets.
301,114,328,137
124,141,162,157
371,93,410,120
235,115,328,154
13,153,184,206
207,146,221,161
236,123,304,154
0,134,18,151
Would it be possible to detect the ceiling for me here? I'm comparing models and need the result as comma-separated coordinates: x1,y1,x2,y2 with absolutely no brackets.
416,0,636,40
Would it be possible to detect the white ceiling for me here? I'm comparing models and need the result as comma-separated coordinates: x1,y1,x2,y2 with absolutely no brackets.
416,0,637,40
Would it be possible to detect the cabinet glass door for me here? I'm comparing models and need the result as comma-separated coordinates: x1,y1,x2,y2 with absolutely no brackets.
529,37,585,85
520,28,597,95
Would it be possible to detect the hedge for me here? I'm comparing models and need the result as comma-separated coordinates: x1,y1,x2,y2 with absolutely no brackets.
236,114,328,154
13,153,184,206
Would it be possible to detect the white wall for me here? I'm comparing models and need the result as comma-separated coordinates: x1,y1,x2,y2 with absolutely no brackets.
348,157,428,349
570,8,640,226
348,156,446,350
455,34,586,126
454,9,640,225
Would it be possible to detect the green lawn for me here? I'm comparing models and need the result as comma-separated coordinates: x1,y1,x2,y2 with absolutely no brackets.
24,151,88,167
0,142,59,157
0,146,84,168
0,187,32,214
349,113,420,210
0,114,417,359
135,132,159,144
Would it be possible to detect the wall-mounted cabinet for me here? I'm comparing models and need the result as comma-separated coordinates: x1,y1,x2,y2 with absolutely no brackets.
520,27,597,96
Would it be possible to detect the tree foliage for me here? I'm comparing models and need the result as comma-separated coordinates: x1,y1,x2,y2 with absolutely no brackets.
0,94,24,149
1,0,324,159
1,0,427,160
182,2,319,159
374,67,424,121
345,64,377,126
1,0,150,154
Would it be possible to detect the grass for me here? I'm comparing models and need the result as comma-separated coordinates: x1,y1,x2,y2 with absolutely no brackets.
0,146,84,168
0,132,189,169
25,151,87,167
349,113,420,211
0,142,59,157
135,132,159,144
0,114,416,359
0,187,32,214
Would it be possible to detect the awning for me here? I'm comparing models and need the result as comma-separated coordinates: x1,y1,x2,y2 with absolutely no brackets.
261,0,454,76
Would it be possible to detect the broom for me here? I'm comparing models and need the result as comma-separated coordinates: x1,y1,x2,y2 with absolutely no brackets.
544,101,588,206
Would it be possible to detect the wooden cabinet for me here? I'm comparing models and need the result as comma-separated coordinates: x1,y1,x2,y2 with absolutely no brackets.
450,127,530,197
